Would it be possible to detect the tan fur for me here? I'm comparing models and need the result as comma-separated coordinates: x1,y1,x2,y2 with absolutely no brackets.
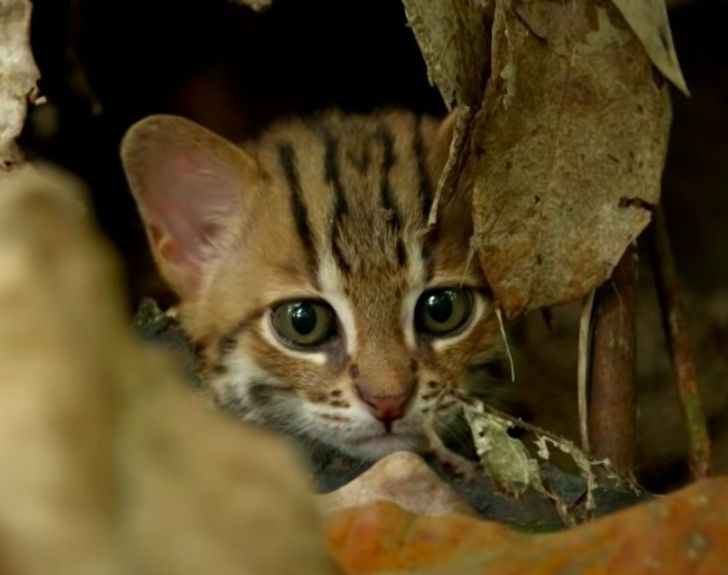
122,109,504,459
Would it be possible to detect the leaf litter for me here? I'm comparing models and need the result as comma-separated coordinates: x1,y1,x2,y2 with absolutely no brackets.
425,389,644,526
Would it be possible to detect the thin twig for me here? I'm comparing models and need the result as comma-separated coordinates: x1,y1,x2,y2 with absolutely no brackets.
589,245,637,472
495,305,515,382
649,206,711,479
577,290,596,453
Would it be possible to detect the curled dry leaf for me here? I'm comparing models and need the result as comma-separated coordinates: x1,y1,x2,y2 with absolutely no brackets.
402,0,490,110
318,451,475,518
0,165,335,575
464,403,542,497
0,0,40,168
611,0,689,95
471,0,671,317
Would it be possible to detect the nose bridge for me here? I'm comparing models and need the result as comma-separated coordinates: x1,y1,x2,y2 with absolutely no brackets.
355,338,412,398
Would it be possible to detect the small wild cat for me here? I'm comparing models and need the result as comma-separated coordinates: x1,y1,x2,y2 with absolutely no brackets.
121,110,504,460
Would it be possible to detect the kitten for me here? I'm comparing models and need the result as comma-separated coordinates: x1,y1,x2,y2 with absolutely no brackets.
121,110,504,460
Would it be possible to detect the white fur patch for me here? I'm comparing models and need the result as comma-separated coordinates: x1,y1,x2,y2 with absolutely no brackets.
317,250,358,355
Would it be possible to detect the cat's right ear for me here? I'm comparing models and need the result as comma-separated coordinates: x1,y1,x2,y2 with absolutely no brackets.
121,115,258,296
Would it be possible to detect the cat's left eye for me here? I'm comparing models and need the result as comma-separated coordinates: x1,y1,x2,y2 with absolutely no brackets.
272,300,336,348
415,288,473,336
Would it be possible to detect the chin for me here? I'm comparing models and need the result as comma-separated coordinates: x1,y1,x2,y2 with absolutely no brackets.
336,432,427,461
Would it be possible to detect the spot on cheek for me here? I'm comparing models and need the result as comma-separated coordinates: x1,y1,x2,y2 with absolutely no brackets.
427,380,439,389
331,389,343,398
308,391,328,403
249,381,276,407
410,359,419,373
329,400,350,408
349,363,360,378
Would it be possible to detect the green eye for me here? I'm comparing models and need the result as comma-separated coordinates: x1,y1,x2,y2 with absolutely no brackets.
272,301,336,347
416,289,473,336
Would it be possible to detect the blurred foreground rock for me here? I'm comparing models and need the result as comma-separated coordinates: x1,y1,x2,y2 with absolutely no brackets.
326,477,728,575
0,165,335,575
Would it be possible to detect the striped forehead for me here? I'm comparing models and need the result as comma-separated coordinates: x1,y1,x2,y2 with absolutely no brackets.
257,113,436,288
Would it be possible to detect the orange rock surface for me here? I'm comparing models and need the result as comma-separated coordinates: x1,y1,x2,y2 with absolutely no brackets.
326,477,728,574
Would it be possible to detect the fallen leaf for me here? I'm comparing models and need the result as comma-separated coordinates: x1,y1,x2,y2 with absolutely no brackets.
464,404,542,496
0,0,40,168
402,0,490,109
611,0,689,95
318,451,474,517
327,477,728,574
471,0,671,317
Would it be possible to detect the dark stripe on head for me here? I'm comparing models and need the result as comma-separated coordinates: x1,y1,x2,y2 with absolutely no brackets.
321,127,352,273
374,123,407,267
413,117,434,222
277,142,318,279
374,124,399,228
396,239,407,266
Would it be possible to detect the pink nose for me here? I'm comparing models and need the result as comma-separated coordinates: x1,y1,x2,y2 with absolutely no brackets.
355,384,412,429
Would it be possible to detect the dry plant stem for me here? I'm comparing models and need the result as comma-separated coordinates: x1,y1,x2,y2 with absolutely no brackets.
649,206,711,478
427,106,473,227
589,246,637,472
577,290,596,453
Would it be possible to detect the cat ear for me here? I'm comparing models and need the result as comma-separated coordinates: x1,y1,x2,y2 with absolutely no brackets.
121,115,258,296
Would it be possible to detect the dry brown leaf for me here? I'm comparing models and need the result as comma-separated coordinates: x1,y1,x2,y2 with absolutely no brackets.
0,0,40,168
464,403,542,496
471,0,671,317
318,451,474,517
0,165,335,575
402,0,490,109
611,0,689,95
327,478,728,574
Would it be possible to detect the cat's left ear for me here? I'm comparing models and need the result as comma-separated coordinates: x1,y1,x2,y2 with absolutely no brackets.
121,115,258,296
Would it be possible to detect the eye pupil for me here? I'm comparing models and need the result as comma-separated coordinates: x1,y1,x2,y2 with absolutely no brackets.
290,303,317,335
426,292,454,323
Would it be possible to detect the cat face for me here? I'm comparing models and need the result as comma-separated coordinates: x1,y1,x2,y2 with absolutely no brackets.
121,110,504,459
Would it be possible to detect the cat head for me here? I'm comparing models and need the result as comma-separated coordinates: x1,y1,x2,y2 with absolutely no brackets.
121,110,504,459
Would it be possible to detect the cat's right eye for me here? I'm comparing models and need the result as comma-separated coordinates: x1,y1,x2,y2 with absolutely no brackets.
271,301,336,348
415,288,473,337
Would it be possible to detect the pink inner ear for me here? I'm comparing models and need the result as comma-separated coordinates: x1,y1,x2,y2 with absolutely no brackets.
140,144,243,267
